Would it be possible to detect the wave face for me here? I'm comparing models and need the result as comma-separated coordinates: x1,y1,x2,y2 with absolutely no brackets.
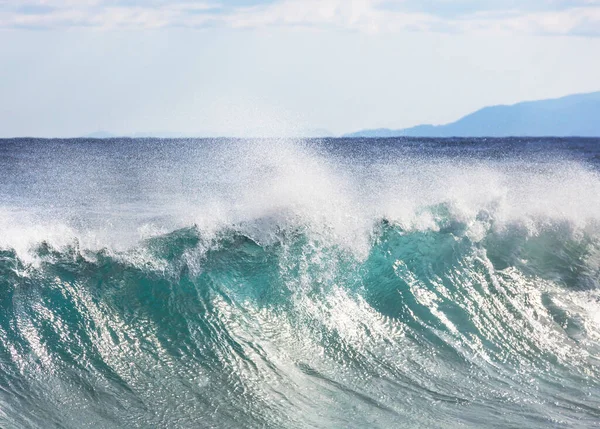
1,137,600,428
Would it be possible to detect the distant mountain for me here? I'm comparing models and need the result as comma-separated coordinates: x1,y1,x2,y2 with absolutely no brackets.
83,131,193,139
345,92,600,138
82,129,334,139
84,131,117,138
130,132,190,138
297,128,334,138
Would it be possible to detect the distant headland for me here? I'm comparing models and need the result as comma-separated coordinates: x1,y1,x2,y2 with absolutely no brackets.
344,92,600,138
81,91,600,139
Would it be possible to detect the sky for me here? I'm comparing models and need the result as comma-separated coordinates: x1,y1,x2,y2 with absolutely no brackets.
1,0,600,137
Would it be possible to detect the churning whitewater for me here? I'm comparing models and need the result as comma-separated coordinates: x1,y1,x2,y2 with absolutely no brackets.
0,138,600,428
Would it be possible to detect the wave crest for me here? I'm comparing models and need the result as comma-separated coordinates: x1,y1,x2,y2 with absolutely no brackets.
1,221,599,428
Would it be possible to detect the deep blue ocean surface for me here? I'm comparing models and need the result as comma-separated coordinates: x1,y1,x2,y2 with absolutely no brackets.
1,137,600,428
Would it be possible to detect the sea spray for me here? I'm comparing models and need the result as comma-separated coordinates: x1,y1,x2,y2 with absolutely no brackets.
0,137,599,428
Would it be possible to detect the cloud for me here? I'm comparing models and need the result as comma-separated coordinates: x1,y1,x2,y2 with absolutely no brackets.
0,1,220,29
0,0,599,36
225,0,600,36
458,7,600,37
223,0,443,33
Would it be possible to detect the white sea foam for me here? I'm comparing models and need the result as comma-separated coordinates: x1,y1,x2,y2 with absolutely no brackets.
1,138,600,262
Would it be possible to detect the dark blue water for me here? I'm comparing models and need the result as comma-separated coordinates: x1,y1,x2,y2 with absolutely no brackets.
1,137,600,428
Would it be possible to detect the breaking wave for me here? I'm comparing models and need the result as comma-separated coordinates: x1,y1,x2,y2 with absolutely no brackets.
1,137,600,428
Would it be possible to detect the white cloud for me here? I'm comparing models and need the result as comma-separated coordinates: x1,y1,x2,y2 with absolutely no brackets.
0,0,599,36
223,0,600,36
224,0,443,33
0,1,219,29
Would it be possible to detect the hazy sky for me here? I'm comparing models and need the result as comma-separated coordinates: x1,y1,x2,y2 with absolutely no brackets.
1,0,600,137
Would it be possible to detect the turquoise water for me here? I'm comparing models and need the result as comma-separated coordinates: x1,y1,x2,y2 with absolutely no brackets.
0,138,599,428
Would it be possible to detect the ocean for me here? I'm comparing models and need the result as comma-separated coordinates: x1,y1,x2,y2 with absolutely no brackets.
0,137,599,428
